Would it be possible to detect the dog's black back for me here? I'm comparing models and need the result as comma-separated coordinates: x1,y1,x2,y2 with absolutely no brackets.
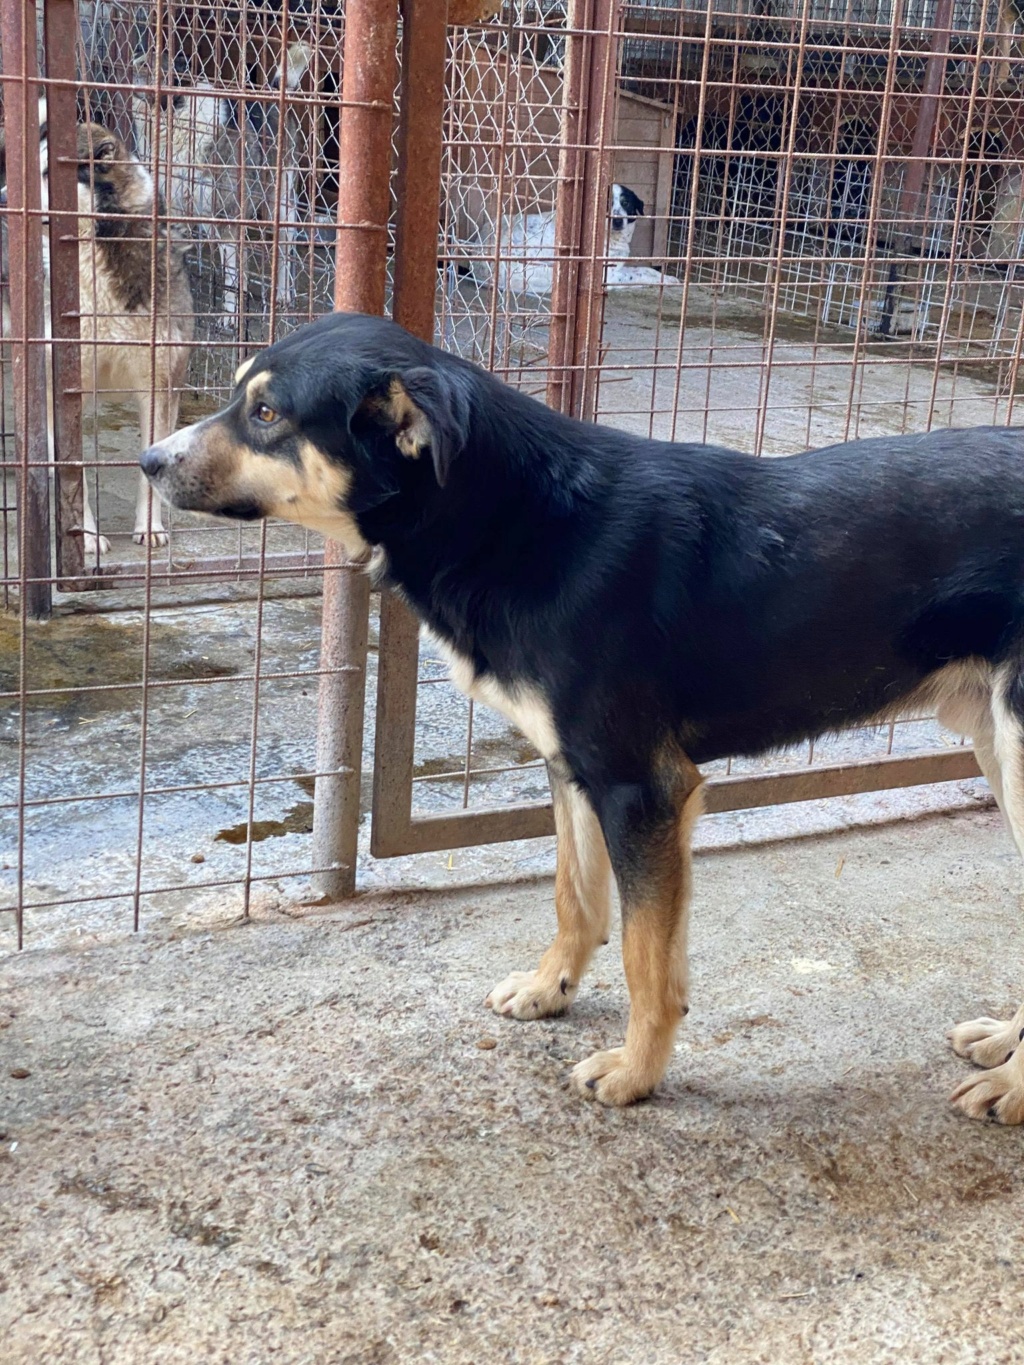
253,315,1024,775
154,311,1024,777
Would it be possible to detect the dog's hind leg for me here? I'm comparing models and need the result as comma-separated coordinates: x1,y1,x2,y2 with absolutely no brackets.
571,753,705,1106
949,663,1024,1123
486,763,611,1019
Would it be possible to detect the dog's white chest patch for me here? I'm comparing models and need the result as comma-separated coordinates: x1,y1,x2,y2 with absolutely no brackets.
437,641,560,760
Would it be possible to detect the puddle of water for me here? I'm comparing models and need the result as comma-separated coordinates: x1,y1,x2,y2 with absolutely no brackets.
215,800,314,844
0,611,242,718
413,733,540,781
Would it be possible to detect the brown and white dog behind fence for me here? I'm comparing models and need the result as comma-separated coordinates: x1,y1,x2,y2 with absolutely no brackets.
2,109,193,553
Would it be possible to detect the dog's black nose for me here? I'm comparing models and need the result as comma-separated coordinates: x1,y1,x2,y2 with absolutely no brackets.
140,444,167,478
610,216,624,232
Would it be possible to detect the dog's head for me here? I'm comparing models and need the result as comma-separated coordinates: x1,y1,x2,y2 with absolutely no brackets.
132,47,190,114
270,42,315,93
140,313,474,557
65,122,154,221
0,107,141,224
609,183,644,257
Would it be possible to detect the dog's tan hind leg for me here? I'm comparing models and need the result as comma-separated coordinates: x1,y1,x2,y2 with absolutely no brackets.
487,763,611,1020
948,669,1024,1122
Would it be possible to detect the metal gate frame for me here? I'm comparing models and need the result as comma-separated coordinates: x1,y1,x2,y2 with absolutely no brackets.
369,0,982,860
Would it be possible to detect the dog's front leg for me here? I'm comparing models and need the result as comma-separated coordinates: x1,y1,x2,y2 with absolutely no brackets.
486,761,611,1019
133,388,173,547
571,758,705,1106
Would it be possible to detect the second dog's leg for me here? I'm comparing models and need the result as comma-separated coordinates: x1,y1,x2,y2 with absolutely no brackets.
950,667,1024,1123
56,368,109,557
132,387,173,547
486,763,611,1019
572,758,705,1106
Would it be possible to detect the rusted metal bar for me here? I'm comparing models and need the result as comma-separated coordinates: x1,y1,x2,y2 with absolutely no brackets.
44,0,86,584
54,548,327,591
546,0,588,415
375,748,982,858
393,0,449,341
548,0,620,421
369,0,450,860
311,0,399,902
354,0,465,861
3,0,51,621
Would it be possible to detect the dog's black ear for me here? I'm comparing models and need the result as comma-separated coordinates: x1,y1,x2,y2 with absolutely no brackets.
621,186,645,218
377,366,471,488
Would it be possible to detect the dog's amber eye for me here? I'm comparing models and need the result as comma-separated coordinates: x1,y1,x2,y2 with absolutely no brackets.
254,404,278,424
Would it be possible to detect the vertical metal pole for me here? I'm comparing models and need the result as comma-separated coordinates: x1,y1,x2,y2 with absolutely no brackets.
369,0,449,857
545,0,619,422
2,0,51,620
547,0,588,416
570,0,618,422
310,0,399,900
44,0,86,584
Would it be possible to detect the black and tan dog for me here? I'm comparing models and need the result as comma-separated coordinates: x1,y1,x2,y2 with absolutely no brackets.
142,310,1024,1122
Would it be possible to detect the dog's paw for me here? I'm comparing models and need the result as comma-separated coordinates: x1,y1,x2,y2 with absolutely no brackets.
82,530,111,558
485,969,575,1020
951,1056,1024,1124
570,1047,657,1106
948,1015,1023,1069
132,528,170,548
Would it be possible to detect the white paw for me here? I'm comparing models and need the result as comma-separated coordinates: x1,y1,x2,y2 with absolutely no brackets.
948,1016,1022,1070
570,1046,657,1106
951,1056,1024,1124
132,528,170,548
485,969,575,1020
82,531,111,557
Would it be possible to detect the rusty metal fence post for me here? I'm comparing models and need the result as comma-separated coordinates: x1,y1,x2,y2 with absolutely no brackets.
369,0,450,858
310,0,399,901
547,0,620,422
3,0,51,620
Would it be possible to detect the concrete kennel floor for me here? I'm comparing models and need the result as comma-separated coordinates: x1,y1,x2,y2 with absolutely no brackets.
3,801,1024,1364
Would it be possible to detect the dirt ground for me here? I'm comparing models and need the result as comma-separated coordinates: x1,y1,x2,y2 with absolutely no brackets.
3,801,1024,1364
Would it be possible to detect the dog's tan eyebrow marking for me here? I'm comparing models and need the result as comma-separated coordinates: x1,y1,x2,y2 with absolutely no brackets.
234,355,256,387
244,371,271,407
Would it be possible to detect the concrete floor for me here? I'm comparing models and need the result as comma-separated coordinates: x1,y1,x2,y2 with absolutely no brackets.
3,802,1024,1363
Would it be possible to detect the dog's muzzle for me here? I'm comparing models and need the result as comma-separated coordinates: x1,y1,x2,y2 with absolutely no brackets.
139,420,206,507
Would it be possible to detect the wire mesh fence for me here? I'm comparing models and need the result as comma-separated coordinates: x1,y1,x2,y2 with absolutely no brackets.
2,0,1018,945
